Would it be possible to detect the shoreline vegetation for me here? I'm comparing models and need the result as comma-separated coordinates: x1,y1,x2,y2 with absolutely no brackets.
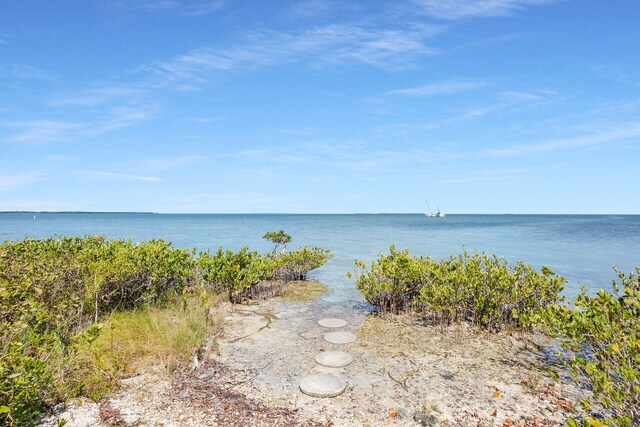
349,247,639,426
0,232,332,426
0,235,638,426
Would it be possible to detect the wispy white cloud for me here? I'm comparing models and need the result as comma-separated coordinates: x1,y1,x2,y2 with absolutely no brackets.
413,0,557,20
186,116,227,123
78,171,161,182
500,90,547,102
0,63,59,81
144,23,441,87
451,32,532,51
3,105,155,143
285,0,341,20
4,120,83,144
590,64,640,88
485,123,640,157
441,167,532,184
136,155,206,171
391,79,486,96
418,88,553,129
49,86,142,107
231,139,436,173
0,173,43,191
179,1,225,17
104,0,225,16
89,105,156,134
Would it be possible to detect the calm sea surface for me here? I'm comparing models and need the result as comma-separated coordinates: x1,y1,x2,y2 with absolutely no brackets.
1,213,638,304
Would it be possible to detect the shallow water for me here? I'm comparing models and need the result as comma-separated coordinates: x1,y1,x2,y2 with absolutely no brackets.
1,213,638,303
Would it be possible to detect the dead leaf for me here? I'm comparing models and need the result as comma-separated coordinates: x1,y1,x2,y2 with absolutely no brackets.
493,390,501,398
389,411,398,418
491,410,497,417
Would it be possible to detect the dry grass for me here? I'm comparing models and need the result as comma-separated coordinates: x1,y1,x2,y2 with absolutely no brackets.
86,293,224,379
281,279,328,302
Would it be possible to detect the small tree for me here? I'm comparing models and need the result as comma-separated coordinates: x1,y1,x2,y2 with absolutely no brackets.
263,230,292,255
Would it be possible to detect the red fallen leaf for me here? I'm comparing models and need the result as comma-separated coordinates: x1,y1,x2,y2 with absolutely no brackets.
557,398,573,409
502,419,512,426
389,411,398,417
491,410,497,417
455,417,462,422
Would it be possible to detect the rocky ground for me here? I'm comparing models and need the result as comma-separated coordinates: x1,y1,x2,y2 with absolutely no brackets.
42,298,589,427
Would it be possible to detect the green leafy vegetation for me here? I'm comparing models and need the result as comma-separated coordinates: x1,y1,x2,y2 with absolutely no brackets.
351,246,639,426
276,246,334,281
544,268,640,427
262,230,292,254
349,246,566,331
197,246,271,303
0,234,331,426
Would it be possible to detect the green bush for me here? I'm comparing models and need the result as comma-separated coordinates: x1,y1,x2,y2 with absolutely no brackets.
196,247,270,303
0,332,52,427
544,268,640,426
0,236,194,332
0,234,331,423
0,236,195,425
350,246,565,331
276,246,333,281
348,246,424,314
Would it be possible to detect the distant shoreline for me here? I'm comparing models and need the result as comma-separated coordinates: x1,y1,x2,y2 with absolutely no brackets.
1,211,638,216
0,211,157,214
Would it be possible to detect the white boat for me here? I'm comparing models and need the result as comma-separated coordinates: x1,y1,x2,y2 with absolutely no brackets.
425,200,445,217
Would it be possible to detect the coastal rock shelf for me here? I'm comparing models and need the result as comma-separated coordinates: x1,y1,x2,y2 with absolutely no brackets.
323,330,356,345
315,350,353,368
318,318,347,328
299,373,346,398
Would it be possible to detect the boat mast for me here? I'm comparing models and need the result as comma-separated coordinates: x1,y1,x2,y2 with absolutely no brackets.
425,199,434,214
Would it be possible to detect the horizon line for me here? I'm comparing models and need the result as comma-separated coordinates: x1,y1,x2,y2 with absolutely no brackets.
2,211,639,216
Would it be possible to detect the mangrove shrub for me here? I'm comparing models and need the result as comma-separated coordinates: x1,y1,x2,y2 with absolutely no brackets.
544,268,640,426
350,246,565,331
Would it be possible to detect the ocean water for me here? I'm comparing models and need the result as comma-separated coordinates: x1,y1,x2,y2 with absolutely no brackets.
1,213,638,304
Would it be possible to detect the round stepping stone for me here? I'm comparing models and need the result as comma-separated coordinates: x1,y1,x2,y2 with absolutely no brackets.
315,350,353,368
324,331,356,345
299,373,346,398
318,318,347,328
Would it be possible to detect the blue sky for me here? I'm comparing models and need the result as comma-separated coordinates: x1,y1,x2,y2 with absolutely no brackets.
1,0,639,213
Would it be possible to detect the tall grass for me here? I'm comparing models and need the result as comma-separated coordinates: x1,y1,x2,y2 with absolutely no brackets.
88,293,223,380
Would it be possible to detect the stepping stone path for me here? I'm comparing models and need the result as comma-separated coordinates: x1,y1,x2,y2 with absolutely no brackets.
299,373,346,398
318,318,347,328
323,331,356,344
315,350,353,368
299,316,355,398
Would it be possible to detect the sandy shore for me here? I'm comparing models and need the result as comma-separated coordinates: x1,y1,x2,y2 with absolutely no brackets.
43,298,588,426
